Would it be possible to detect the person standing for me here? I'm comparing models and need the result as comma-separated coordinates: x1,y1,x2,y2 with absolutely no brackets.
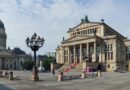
52,69,55,75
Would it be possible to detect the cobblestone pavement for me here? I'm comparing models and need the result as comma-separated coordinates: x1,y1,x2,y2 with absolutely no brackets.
1,71,130,90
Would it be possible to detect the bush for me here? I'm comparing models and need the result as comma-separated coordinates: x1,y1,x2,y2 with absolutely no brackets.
22,60,34,70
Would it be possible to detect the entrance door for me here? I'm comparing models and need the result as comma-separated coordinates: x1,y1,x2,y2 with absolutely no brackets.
77,55,80,63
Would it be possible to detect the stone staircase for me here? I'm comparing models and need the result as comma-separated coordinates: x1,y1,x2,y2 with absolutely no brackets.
55,62,99,75
55,64,70,73
55,63,82,74
71,63,82,72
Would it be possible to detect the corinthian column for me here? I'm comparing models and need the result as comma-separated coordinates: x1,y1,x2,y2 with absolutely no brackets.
86,43,89,58
68,46,70,64
93,41,97,62
80,44,82,63
73,45,76,63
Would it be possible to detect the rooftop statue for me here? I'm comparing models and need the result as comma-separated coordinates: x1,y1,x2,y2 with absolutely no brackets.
85,15,89,22
81,15,89,23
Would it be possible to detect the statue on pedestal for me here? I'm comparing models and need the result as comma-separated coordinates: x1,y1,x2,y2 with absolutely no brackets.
38,60,45,72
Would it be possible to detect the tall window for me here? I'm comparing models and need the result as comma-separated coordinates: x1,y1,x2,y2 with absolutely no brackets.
126,46,130,60
111,52,113,60
64,50,68,63
105,44,113,60
88,29,90,34
108,64,110,68
126,46,130,52
85,30,87,34
77,31,80,34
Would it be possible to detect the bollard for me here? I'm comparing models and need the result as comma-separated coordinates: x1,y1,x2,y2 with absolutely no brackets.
81,71,86,79
97,70,102,77
57,72,63,81
0,71,3,78
9,72,13,80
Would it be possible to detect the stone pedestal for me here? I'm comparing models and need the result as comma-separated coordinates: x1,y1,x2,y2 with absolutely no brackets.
97,70,101,77
9,72,13,80
31,66,39,81
38,60,45,72
57,72,63,81
81,71,86,79
82,61,87,71
0,71,3,78
51,63,54,73
4,72,9,78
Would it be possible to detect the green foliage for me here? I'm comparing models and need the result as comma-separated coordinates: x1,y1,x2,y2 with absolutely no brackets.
42,55,56,70
22,60,34,70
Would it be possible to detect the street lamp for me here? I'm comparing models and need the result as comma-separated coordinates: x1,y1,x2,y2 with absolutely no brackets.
26,33,45,81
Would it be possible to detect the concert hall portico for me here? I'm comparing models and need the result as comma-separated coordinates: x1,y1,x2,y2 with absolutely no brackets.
58,35,102,64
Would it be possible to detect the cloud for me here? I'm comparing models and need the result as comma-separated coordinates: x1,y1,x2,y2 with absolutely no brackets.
0,0,130,54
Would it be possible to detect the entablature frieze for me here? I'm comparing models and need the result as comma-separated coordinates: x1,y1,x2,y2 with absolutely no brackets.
61,39,96,47
61,36,102,47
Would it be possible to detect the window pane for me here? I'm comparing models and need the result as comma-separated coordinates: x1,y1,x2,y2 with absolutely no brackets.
105,45,107,51
111,44,113,51
127,46,130,52
129,53,130,60
105,52,107,60
111,52,113,60
108,52,110,60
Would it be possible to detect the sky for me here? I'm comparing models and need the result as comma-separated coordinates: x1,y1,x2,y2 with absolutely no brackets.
0,0,130,55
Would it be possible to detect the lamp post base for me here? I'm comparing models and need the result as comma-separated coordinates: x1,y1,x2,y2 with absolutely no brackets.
31,75,39,81
31,66,39,81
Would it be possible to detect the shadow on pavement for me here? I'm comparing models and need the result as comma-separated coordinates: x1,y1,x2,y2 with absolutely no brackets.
0,84,12,90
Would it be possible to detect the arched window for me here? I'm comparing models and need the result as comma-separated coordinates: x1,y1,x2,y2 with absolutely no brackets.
108,64,110,68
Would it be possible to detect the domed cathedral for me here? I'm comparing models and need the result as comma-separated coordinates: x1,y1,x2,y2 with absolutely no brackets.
56,16,130,72
0,20,7,50
0,20,32,70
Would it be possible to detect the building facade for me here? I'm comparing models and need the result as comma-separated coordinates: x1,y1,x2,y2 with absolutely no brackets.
56,16,130,72
0,20,32,70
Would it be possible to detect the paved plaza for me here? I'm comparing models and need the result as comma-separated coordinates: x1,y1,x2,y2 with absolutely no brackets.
1,71,130,90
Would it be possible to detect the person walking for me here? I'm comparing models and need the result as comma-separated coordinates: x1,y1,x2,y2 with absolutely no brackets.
52,69,55,75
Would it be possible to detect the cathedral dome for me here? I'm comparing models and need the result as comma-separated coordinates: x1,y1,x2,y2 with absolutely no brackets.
0,20,6,35
0,20,7,50
0,20,5,29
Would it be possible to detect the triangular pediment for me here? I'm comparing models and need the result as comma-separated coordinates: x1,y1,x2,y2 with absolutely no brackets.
68,22,101,33
62,35,94,44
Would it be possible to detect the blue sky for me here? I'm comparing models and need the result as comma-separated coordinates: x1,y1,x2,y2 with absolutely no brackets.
0,0,130,55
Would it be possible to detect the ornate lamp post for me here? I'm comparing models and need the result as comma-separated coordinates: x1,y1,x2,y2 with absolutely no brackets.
26,33,45,81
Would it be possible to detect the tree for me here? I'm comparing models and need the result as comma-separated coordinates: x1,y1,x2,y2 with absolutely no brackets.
22,60,34,70
42,56,56,71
